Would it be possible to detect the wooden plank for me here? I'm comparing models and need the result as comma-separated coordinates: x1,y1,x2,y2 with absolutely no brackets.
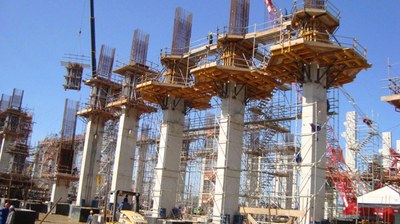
239,207,305,218
247,214,258,224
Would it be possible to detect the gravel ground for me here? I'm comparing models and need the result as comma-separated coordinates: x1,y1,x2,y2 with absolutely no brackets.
35,213,82,224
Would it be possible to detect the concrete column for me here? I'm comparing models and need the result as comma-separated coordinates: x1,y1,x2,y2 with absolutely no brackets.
213,82,245,223
51,179,70,203
299,62,327,223
135,143,147,198
151,96,185,217
0,137,12,172
110,107,139,203
396,140,400,153
76,116,104,206
382,132,392,170
344,111,357,171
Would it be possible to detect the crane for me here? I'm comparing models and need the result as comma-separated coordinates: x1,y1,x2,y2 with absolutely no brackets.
264,0,281,22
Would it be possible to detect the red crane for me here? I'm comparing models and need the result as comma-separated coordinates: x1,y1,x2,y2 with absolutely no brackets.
264,0,281,22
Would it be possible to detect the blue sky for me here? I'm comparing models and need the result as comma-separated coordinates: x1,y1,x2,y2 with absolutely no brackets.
1,0,400,147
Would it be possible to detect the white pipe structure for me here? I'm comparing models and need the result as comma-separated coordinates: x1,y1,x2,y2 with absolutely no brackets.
344,111,358,172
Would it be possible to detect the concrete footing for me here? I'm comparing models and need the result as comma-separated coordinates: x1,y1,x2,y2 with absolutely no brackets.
14,208,37,224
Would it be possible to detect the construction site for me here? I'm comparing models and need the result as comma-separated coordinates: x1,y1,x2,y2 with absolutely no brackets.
2,0,400,223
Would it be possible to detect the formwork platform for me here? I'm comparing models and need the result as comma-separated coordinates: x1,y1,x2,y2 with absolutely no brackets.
381,94,400,110
136,81,211,110
113,62,156,76
191,64,279,99
266,39,371,86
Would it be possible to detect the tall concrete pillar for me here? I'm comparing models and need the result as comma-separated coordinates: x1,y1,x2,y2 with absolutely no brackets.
76,116,104,206
110,107,139,203
0,137,12,172
382,132,392,170
344,111,357,171
299,62,327,223
152,96,185,217
51,179,69,203
213,82,245,223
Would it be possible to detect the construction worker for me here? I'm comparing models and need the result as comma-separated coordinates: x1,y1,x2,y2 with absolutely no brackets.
362,118,373,127
1,203,9,224
119,195,132,211
208,32,213,45
5,206,15,224
87,210,93,223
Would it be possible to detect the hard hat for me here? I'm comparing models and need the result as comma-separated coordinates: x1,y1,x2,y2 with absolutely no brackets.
9,205,14,210
90,210,93,214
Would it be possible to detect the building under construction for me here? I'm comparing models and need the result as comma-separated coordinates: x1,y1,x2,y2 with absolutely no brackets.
0,89,34,200
18,0,400,224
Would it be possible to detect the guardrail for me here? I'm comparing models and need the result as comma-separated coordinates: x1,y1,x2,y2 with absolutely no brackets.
114,58,161,72
293,0,341,20
382,76,400,95
329,34,367,58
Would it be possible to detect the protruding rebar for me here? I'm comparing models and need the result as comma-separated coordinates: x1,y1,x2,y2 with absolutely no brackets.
229,0,250,35
130,29,150,65
171,7,193,55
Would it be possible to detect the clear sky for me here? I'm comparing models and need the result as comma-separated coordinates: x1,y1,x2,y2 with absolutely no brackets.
1,0,400,148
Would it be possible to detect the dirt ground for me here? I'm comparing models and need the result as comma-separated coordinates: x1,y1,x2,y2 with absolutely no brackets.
35,213,82,224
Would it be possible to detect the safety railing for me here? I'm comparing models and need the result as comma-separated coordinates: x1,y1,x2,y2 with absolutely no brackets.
277,30,368,59
190,55,256,72
382,76,400,96
293,0,341,21
329,34,368,59
114,58,161,73
83,72,124,86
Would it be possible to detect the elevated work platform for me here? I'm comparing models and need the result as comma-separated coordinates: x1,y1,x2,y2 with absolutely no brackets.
381,94,400,110
136,81,211,110
113,62,156,76
76,107,114,120
191,64,279,99
83,75,121,90
266,38,371,87
291,7,339,34
107,62,158,114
